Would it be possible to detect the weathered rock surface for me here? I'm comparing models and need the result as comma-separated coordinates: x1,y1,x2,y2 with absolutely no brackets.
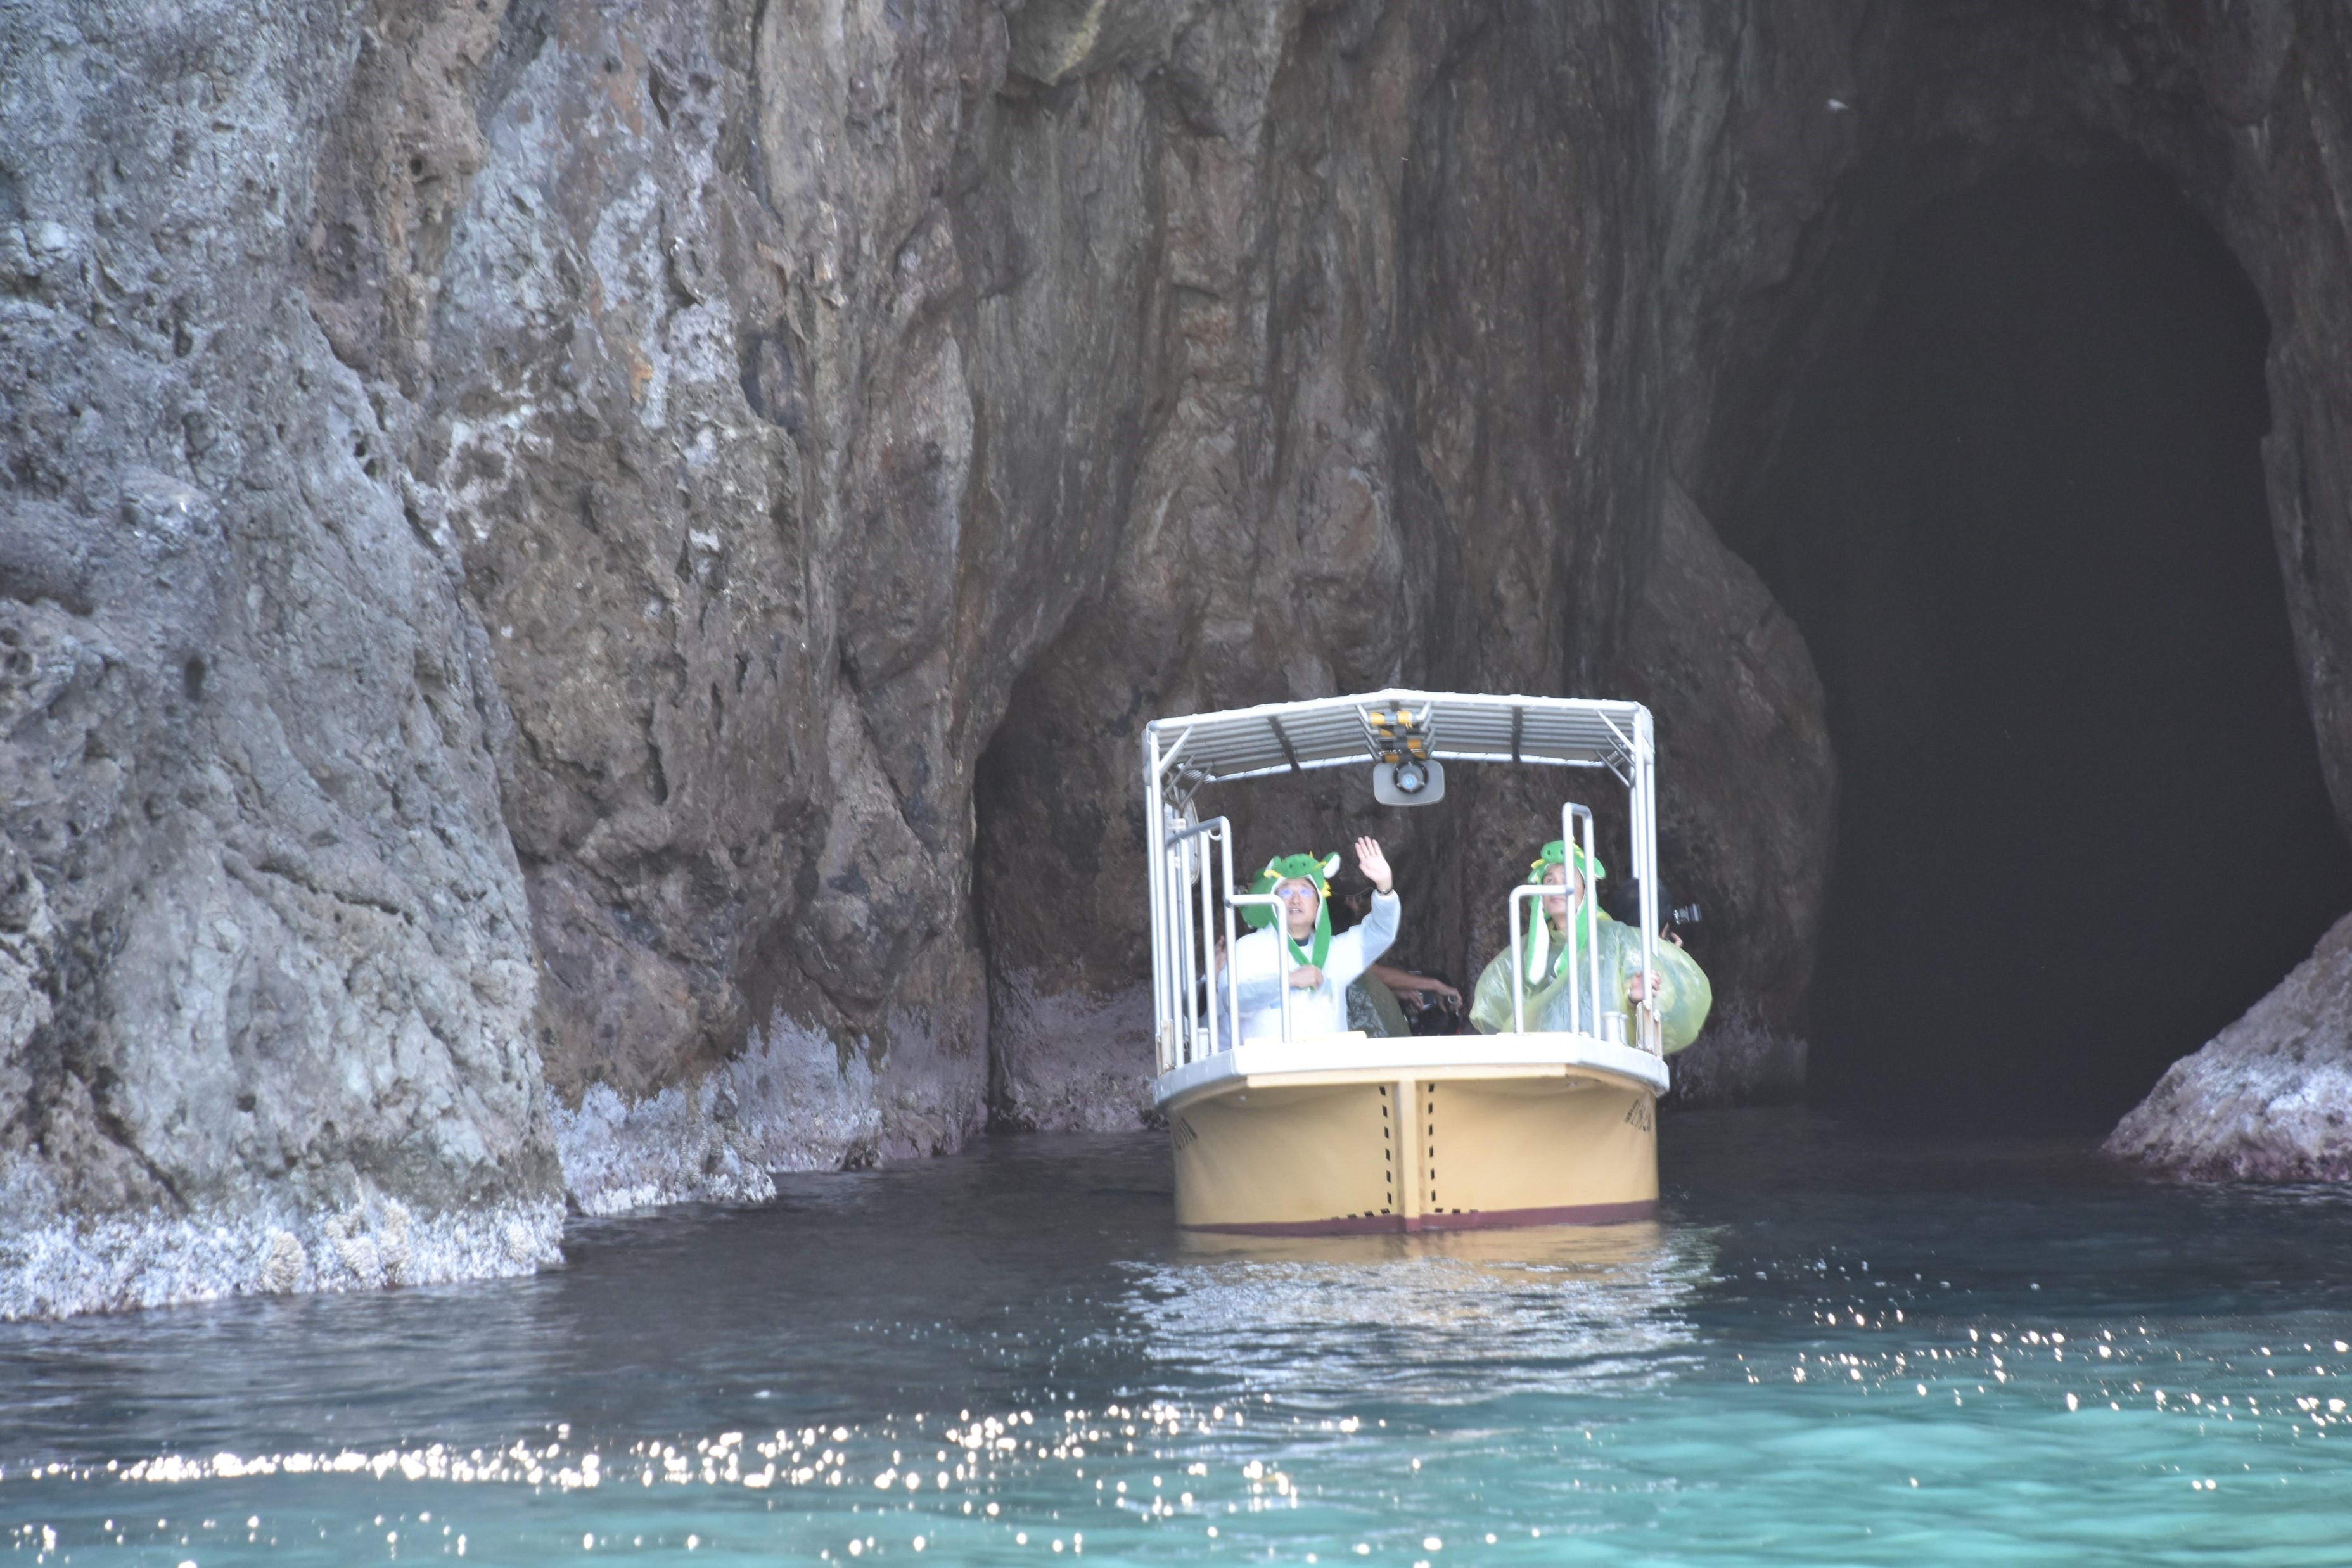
1609,484,1834,1105
12,0,2352,1318
0,0,561,1319
2107,912,2352,1180
978,1,1844,1128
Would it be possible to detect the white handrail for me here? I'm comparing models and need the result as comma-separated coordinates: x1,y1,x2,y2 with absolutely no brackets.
1144,693,1670,1078
1163,815,1246,1069
1563,801,1602,1046
1502,801,1609,1041
1637,710,1660,1055
1226,890,1292,1045
1504,884,1554,1036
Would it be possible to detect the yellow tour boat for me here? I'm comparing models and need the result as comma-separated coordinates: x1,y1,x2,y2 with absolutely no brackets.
1145,691,1673,1235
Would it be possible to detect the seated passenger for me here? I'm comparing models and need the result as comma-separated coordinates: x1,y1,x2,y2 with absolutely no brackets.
1467,840,1712,1052
1367,962,1463,1012
1346,969,1413,1038
1329,872,1460,1036
1227,838,1398,1040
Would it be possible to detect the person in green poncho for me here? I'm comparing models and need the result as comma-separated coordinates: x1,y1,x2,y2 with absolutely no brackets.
1467,839,1712,1053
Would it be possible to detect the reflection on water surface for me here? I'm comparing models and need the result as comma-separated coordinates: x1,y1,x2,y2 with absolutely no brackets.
4,1111,2352,1565
1140,1223,1708,1404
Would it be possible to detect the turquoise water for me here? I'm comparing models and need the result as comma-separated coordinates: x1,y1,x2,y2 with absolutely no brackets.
6,1110,2352,1565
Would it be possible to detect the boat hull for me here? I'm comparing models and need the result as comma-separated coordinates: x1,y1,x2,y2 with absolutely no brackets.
1160,1036,1660,1235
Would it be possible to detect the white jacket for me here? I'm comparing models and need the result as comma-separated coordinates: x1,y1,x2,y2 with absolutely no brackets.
1226,891,1399,1040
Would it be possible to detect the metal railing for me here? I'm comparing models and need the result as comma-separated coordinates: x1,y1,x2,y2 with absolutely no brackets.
1501,798,1660,1054
1506,802,1604,1037
1144,700,1668,1074
1156,815,1228,1074
1151,813,1313,1074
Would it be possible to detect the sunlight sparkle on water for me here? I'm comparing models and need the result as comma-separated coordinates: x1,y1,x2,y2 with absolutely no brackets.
6,1121,2352,1563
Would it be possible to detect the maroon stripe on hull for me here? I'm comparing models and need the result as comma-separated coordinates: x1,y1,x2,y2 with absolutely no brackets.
1181,1199,1658,1237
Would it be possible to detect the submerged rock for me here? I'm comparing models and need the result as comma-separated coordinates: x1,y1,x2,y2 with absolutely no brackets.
2107,912,2352,1182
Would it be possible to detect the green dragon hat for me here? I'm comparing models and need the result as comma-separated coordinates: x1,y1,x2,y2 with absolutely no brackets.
1523,839,1605,984
1242,851,1342,929
1528,839,1605,885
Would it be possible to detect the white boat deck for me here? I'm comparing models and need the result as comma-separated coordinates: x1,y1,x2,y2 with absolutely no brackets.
1152,1031,1670,1114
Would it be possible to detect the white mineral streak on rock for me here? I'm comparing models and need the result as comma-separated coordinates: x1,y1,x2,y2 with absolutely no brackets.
2107,912,2352,1181
378,1201,414,1283
259,1229,305,1292
333,1232,384,1292
553,1017,893,1215
0,1190,563,1322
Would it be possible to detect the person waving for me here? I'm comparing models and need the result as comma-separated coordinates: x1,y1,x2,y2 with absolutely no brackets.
1224,838,1398,1041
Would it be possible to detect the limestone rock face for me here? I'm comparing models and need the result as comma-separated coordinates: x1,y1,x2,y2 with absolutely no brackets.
2106,913,2352,1180
428,0,1170,1200
0,0,560,1318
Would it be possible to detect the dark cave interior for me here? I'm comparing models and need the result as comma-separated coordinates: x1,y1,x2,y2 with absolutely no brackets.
1741,162,2352,1133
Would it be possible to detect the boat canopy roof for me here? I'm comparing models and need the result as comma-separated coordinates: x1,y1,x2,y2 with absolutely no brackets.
1147,689,1649,796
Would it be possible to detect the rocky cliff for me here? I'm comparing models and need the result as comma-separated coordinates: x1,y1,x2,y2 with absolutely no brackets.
6,0,2352,1316
2107,912,2352,1180
0,0,561,1318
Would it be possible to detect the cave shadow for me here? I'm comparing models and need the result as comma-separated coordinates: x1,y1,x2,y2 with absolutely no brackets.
1738,161,2352,1135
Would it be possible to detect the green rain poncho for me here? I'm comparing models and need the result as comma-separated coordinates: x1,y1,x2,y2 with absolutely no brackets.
1346,974,1412,1038
1467,841,1713,1054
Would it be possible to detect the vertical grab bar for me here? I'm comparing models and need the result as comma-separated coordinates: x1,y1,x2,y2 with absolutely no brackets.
1219,827,1244,1050
1227,890,1293,1043
1563,802,1604,1043
1144,741,1161,1072
1196,819,1218,1062
1172,829,1194,1066
1636,711,1661,1055
1505,883,1554,1035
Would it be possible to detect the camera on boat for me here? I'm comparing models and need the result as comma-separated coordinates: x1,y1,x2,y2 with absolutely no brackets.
1602,877,1702,933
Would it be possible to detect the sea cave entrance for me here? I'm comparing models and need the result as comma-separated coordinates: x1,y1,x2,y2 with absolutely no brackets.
1737,162,2352,1132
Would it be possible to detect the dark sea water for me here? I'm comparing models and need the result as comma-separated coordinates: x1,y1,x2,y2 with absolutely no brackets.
6,1109,2352,1565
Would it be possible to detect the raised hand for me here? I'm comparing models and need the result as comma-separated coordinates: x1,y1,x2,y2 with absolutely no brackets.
1354,836,1393,893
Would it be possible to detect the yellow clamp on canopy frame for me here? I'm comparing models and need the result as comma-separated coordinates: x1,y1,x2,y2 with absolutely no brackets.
1363,703,1431,769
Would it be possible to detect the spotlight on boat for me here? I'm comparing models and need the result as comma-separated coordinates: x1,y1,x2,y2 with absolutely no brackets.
1367,704,1446,806
1372,756,1445,806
